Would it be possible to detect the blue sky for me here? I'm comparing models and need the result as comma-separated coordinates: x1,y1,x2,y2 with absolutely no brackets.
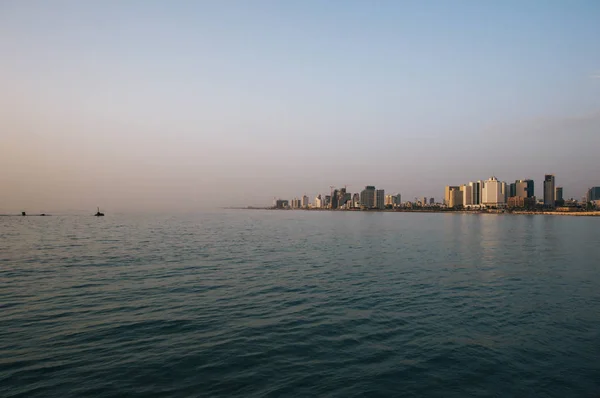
1,1,599,211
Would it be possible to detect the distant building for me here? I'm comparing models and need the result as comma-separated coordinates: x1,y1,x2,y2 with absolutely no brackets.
331,189,339,209
445,186,460,205
291,198,301,209
275,199,289,209
543,174,555,207
395,194,403,206
507,196,536,209
448,187,462,208
352,193,360,207
481,176,506,207
302,195,309,208
385,195,394,206
376,189,385,209
513,179,535,198
555,187,563,206
461,184,473,206
314,195,322,208
429,197,434,205
324,195,331,208
360,186,376,208
586,187,600,202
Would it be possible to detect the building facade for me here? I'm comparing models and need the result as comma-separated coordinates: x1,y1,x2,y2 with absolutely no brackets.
587,187,600,202
360,186,376,208
543,175,555,207
376,189,385,209
481,176,506,207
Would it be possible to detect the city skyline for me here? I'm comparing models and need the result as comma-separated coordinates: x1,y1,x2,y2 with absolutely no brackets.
1,2,600,212
274,173,597,209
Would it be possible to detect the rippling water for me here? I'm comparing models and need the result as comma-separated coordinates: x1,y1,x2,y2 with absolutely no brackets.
1,211,599,397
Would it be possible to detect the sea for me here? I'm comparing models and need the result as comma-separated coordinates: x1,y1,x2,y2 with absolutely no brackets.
1,211,599,397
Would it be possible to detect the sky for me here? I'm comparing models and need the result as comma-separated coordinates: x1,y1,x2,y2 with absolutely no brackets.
1,0,600,212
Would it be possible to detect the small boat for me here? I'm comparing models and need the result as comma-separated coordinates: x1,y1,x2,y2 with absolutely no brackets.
94,207,105,217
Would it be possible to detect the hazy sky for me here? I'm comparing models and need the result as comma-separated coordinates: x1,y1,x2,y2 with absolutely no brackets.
1,1,600,212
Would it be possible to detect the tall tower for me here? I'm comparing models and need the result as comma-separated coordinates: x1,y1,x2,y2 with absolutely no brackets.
544,175,555,207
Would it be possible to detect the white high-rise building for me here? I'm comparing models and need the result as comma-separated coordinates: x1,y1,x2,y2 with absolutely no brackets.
481,176,506,207
314,195,322,208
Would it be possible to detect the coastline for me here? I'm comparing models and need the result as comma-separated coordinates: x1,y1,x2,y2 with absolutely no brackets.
225,207,600,216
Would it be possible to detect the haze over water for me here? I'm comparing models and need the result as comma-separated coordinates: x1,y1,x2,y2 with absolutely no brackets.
2,211,599,397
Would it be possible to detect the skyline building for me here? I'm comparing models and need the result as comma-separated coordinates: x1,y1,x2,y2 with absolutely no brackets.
385,195,394,206
461,184,473,206
376,189,385,210
444,186,460,205
360,186,376,208
587,187,600,202
555,187,564,206
481,176,506,207
314,194,322,208
395,194,403,206
331,189,339,209
302,195,309,208
448,186,462,208
544,175,555,207
429,197,434,205
513,179,535,198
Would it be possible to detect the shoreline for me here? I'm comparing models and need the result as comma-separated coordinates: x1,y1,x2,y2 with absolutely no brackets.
226,207,600,217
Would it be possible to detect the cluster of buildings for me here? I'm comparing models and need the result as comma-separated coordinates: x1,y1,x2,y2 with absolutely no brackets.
272,177,600,211
445,175,600,209
274,186,404,210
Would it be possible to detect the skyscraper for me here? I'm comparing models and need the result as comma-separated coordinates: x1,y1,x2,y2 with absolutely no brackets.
314,195,322,208
513,179,535,198
429,197,434,205
587,187,600,202
331,189,339,209
445,186,460,205
555,187,563,206
481,176,506,207
360,186,376,208
543,175,555,207
461,184,473,206
469,181,481,205
448,187,462,208
376,189,385,209
302,195,309,208
385,195,394,206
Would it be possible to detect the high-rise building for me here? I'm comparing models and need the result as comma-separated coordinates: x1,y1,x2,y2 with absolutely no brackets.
352,193,360,207
376,189,385,209
360,186,376,208
543,175,555,207
448,187,462,208
385,195,394,206
421,197,427,207
513,179,535,198
509,182,516,198
461,184,473,206
429,197,434,205
395,194,403,206
324,195,331,207
302,195,309,208
555,187,564,206
291,198,301,209
331,189,339,209
587,187,600,202
445,186,460,205
469,181,482,205
481,176,506,207
314,195,322,208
